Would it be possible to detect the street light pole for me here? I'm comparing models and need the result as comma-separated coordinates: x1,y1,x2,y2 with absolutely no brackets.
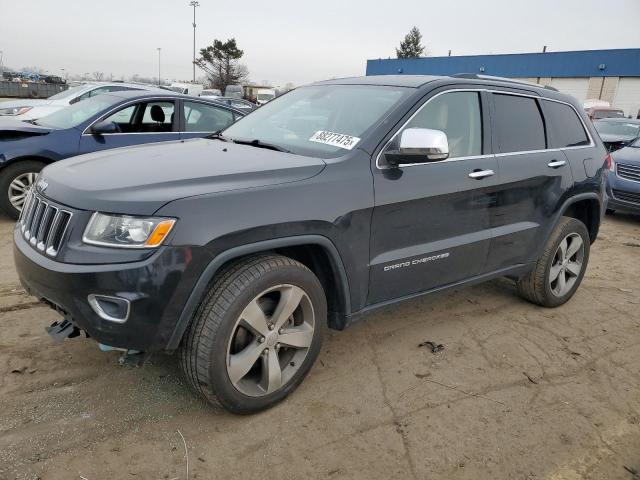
189,1,200,83
157,48,162,86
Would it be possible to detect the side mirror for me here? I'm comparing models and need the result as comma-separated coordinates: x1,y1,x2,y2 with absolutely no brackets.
385,128,449,167
91,120,118,135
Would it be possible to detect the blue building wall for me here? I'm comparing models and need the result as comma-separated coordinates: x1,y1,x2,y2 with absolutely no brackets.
366,49,640,78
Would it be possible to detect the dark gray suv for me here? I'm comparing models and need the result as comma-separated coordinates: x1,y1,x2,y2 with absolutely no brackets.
14,75,607,413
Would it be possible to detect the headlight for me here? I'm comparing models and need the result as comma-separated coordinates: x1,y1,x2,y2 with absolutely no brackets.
82,213,176,248
0,106,33,116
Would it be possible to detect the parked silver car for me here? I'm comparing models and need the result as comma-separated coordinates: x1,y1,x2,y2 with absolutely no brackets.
0,82,161,120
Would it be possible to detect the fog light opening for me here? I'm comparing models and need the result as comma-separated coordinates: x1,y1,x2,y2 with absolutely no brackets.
88,294,130,323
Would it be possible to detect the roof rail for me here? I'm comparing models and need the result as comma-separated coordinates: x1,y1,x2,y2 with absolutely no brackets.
450,73,558,91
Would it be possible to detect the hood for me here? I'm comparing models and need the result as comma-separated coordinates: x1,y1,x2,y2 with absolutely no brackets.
0,117,53,141
0,99,53,110
39,138,326,215
612,146,640,165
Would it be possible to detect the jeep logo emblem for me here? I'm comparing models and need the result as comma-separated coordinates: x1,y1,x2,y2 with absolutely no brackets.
35,178,48,193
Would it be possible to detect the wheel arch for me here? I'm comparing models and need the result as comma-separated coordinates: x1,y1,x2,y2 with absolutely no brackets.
0,155,55,170
166,235,352,351
558,193,602,243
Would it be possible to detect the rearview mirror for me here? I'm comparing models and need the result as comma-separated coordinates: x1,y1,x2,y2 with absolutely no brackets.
91,120,118,135
385,128,449,167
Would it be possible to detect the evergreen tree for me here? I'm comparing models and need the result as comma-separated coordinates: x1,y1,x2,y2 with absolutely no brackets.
396,27,425,59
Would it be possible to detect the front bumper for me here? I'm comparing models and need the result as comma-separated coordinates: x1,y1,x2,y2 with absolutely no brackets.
14,229,206,352
606,171,640,213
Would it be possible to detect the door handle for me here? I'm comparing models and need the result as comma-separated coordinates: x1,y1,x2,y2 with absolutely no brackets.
468,169,495,179
548,160,567,168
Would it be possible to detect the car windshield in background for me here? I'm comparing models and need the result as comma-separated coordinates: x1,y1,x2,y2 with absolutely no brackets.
35,95,120,129
222,85,410,158
594,110,625,119
595,120,640,137
47,85,88,100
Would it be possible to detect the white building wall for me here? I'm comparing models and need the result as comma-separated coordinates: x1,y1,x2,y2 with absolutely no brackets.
613,78,640,117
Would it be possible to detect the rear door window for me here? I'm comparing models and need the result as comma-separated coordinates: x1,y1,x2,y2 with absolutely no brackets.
183,101,235,132
541,100,590,148
492,94,546,153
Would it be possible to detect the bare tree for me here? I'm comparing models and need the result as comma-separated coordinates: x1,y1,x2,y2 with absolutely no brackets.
92,71,105,81
195,38,249,94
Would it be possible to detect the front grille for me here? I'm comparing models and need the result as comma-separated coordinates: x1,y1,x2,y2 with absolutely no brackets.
18,190,72,257
612,188,640,205
617,163,640,183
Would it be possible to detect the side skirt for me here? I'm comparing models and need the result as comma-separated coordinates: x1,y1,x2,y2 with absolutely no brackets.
342,263,534,328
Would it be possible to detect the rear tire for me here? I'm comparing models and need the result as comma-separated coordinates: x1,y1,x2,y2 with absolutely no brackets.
0,160,46,219
517,217,590,307
179,254,327,414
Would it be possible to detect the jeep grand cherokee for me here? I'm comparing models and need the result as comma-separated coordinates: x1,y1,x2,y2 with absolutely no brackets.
14,75,607,413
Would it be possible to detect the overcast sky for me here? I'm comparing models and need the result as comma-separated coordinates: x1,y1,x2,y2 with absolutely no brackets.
1,0,639,86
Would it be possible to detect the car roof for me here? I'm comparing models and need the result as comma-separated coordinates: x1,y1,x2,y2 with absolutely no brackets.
313,75,441,88
98,91,247,114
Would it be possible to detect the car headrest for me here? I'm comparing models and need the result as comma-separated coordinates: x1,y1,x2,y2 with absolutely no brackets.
150,105,165,123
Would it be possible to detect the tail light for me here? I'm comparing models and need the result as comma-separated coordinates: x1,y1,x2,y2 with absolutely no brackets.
604,153,614,172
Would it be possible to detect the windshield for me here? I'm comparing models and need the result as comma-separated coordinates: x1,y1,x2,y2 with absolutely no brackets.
169,86,186,94
36,95,120,129
48,85,88,100
257,93,274,101
593,109,625,119
595,120,640,137
222,85,410,158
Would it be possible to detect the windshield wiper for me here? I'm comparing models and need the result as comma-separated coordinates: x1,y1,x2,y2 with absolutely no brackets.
232,138,292,154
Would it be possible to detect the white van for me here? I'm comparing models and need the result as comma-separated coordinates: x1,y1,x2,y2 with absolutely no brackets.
256,88,276,106
169,83,204,96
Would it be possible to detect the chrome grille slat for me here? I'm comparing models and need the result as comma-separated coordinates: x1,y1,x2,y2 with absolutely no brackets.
612,189,640,205
18,191,72,258
617,163,640,183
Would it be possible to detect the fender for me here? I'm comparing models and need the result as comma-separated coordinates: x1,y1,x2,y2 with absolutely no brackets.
531,191,603,263
165,234,352,350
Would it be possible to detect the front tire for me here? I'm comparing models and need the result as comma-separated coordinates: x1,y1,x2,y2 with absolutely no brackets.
517,217,590,307
0,160,45,219
179,254,327,414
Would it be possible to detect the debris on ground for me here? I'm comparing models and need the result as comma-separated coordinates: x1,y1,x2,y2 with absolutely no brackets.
523,372,538,384
418,340,444,353
623,465,639,478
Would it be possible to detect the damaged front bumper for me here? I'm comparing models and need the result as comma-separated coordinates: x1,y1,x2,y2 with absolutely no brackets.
13,229,204,352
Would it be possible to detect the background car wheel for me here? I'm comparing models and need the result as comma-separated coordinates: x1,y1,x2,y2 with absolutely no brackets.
179,254,327,414
0,160,46,219
605,208,615,215
517,216,590,308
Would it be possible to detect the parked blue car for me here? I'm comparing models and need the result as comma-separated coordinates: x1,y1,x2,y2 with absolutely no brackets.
0,91,246,218
607,138,640,215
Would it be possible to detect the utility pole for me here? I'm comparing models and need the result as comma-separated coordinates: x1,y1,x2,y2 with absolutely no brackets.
189,1,200,83
0,51,4,77
157,47,162,86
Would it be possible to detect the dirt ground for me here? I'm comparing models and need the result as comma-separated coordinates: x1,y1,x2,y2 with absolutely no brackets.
0,213,638,480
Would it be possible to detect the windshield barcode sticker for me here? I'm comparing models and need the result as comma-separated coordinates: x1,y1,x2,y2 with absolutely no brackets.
309,131,361,150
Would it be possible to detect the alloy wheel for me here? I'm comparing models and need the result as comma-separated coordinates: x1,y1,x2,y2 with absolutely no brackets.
549,233,584,297
9,172,37,211
226,284,315,397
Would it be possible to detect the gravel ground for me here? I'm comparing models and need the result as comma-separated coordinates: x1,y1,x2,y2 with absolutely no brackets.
0,213,638,480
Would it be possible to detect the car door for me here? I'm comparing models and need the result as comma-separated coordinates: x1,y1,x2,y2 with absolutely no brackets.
79,99,180,154
484,91,575,271
179,100,238,139
368,89,498,305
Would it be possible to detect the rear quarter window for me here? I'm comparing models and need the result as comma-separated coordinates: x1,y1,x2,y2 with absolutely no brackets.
541,100,590,148
492,93,546,153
